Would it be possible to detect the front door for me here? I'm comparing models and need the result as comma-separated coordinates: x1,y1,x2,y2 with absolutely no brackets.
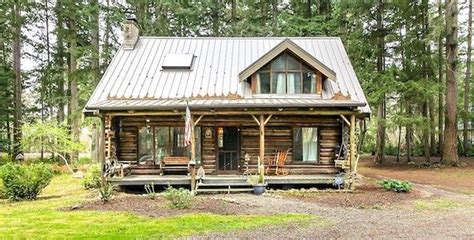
217,127,239,172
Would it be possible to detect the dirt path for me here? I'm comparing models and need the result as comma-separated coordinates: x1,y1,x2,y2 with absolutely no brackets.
190,182,474,239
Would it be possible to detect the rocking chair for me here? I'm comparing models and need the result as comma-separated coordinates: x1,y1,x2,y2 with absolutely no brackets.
266,149,289,175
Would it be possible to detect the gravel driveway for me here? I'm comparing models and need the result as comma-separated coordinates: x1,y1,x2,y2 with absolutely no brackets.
189,182,474,239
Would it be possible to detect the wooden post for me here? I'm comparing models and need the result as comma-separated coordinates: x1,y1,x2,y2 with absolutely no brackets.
99,116,105,174
190,115,196,192
259,114,265,168
106,115,112,159
349,114,356,172
91,123,98,163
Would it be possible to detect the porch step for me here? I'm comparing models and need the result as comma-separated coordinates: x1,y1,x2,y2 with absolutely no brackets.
195,188,254,194
195,178,253,194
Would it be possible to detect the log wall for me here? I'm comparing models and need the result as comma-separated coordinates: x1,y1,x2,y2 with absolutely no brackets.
113,114,343,175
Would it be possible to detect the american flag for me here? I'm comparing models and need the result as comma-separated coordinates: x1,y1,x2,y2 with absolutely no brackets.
184,101,193,147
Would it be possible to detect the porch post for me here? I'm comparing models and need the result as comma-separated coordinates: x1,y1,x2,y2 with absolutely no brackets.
190,116,196,191
349,114,356,172
259,114,265,166
99,116,105,170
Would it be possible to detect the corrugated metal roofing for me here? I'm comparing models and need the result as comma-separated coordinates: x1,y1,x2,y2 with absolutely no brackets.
86,37,370,113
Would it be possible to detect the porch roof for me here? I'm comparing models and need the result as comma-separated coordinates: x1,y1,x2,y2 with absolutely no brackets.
86,98,365,111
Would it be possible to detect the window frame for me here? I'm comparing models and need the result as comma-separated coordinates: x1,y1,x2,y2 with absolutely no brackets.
291,126,320,164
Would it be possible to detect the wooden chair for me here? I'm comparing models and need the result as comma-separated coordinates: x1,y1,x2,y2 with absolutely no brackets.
266,149,289,175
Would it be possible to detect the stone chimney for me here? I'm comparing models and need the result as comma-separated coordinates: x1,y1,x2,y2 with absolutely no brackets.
122,18,139,50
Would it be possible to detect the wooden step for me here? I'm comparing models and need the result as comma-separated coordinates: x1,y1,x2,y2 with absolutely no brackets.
195,188,253,194
130,169,161,175
198,182,251,187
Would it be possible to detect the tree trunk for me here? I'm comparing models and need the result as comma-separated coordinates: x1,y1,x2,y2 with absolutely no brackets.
442,0,459,165
91,0,100,85
12,1,22,157
438,0,444,156
397,102,403,162
306,0,312,18
430,98,437,154
231,0,236,35
271,0,278,35
464,0,472,156
68,6,80,165
55,0,66,123
422,0,431,162
374,0,385,164
406,102,413,163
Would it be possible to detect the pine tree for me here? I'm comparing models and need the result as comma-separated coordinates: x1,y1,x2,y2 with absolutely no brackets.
442,0,459,165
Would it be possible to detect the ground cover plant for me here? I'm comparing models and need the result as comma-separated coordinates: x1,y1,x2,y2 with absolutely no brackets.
379,179,413,193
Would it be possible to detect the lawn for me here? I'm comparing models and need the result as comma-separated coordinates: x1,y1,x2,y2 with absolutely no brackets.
0,175,311,239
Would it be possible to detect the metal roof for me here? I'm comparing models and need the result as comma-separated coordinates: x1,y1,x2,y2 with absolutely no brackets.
86,37,370,114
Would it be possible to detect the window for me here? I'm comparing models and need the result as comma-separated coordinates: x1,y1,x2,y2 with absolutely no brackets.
162,53,195,70
138,127,154,163
255,52,317,94
138,126,201,165
293,127,318,162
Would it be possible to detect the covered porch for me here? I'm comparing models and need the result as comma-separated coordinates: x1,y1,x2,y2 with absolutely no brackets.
96,106,362,188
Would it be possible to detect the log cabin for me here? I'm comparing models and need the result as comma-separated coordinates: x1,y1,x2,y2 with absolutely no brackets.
84,19,370,191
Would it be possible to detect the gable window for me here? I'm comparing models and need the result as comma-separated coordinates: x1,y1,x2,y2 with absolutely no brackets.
292,127,319,162
255,52,318,94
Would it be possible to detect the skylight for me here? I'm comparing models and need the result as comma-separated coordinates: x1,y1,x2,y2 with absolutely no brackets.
162,53,195,70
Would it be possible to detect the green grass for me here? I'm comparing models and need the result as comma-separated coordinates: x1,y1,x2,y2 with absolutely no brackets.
0,175,312,239
413,198,462,211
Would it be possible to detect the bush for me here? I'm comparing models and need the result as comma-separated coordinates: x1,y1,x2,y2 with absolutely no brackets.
0,179,6,199
0,154,12,166
99,182,114,203
163,186,193,209
0,163,53,201
83,165,101,189
379,179,412,193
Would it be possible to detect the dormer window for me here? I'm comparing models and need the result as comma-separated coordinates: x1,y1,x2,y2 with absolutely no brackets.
252,52,322,95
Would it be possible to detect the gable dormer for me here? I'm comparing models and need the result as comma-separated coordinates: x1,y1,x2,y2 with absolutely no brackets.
239,39,335,96
250,51,327,95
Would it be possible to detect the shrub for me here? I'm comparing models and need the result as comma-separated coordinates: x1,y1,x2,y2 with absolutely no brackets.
83,165,101,189
0,155,12,166
99,182,114,203
0,163,53,201
163,186,193,209
0,179,6,199
379,179,412,193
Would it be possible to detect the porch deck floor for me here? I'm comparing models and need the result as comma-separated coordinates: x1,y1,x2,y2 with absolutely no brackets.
109,174,338,186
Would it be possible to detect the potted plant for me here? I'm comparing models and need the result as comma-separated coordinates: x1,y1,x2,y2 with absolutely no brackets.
247,161,266,195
